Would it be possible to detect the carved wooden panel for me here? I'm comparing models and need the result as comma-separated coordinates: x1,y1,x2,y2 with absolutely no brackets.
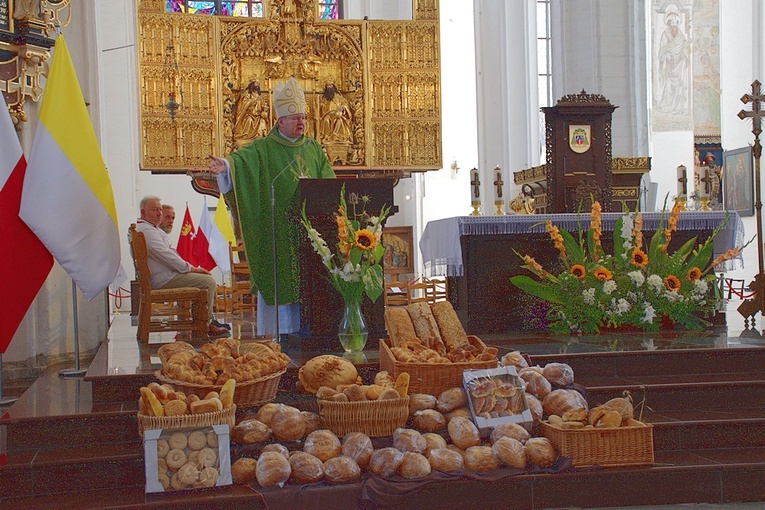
136,1,442,173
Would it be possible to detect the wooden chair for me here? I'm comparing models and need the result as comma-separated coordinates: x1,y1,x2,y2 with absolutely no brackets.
384,280,410,307
128,224,209,343
423,277,448,303
408,280,433,304
229,243,256,314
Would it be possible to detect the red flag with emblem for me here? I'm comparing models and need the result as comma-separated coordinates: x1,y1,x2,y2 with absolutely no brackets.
176,205,197,266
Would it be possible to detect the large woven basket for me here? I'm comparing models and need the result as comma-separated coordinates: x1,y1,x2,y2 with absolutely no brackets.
154,369,284,408
317,396,409,437
379,337,498,396
540,418,654,468
137,405,236,438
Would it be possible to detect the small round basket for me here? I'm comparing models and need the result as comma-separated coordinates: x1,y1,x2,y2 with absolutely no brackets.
317,396,409,437
154,369,285,408
137,405,236,438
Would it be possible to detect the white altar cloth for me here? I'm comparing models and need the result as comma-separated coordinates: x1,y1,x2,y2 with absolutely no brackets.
420,211,744,277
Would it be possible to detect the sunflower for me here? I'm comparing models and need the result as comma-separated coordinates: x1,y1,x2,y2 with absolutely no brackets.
593,267,613,281
354,229,377,250
570,265,586,279
686,267,701,282
664,275,681,291
630,249,648,268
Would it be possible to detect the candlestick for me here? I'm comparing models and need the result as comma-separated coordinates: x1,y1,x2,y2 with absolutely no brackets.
470,167,482,215
676,164,687,199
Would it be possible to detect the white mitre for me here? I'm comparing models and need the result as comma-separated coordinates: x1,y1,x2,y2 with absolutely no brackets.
272,77,307,118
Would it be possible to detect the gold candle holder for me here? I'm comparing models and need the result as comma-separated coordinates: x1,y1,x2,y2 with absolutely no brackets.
698,196,711,211
470,201,482,216
494,200,505,215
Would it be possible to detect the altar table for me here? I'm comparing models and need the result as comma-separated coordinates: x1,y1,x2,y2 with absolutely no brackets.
420,212,744,334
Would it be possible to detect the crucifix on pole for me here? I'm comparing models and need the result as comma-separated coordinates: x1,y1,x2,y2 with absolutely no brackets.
736,80,765,323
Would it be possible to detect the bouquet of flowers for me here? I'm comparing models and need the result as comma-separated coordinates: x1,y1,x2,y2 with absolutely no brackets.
510,201,743,334
300,184,390,350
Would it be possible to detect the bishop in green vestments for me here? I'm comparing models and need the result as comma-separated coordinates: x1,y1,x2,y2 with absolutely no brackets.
209,77,335,334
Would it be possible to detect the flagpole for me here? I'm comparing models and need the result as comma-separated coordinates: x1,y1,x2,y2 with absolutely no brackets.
0,353,19,405
59,281,87,378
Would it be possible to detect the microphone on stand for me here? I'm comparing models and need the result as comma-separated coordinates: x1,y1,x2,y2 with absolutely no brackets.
270,154,301,342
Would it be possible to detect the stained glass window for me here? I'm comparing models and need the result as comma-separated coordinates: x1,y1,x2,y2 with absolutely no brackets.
318,0,339,20
166,1,264,17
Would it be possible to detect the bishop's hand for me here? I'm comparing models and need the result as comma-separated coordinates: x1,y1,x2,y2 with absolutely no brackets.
207,155,226,175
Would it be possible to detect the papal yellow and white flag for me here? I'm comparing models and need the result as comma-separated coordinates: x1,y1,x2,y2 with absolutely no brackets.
19,35,120,300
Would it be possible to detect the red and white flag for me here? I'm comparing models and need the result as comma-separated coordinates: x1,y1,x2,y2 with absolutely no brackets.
176,205,197,266
193,197,217,271
0,103,53,353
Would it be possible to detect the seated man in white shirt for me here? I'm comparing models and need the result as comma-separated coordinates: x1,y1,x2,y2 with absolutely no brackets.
135,195,229,338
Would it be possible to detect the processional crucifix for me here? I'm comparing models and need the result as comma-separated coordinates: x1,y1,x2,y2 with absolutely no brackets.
736,80,765,324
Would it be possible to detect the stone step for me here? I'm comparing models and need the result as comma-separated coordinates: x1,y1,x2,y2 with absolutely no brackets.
531,347,765,379
1,447,763,509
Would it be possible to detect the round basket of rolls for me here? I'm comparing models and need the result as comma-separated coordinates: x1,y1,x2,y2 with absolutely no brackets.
155,338,290,408
137,380,236,438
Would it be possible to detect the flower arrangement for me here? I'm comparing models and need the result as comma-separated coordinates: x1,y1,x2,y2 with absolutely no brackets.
300,184,390,350
510,201,744,334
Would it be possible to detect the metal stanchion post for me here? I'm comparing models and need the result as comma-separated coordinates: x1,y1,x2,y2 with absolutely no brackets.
59,281,87,378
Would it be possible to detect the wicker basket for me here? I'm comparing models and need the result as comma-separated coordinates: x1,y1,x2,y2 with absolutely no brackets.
154,369,284,408
540,418,654,468
317,396,409,437
379,337,498,396
137,405,236,438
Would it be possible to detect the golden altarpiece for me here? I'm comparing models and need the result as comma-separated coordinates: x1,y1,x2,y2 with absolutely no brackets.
513,91,650,213
136,0,442,176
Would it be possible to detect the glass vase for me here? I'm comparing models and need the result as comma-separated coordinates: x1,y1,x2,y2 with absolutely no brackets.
338,298,368,353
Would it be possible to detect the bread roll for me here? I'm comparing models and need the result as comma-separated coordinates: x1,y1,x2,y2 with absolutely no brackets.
289,452,324,484
464,445,500,473
422,433,448,456
409,393,438,413
304,430,342,462
270,405,306,442
525,437,557,468
261,443,290,458
301,411,322,435
158,341,195,366
447,417,480,450
231,457,258,484
412,409,447,432
519,368,552,399
342,432,374,469
500,351,529,370
492,437,527,469
392,428,426,454
444,407,472,422
430,301,468,351
524,393,544,423
398,452,432,479
428,448,464,473
384,308,419,347
256,403,285,428
406,302,446,354
542,362,575,387
436,387,467,413
542,389,589,417
232,419,271,444
489,422,530,445
323,455,361,484
368,447,403,477
256,451,291,488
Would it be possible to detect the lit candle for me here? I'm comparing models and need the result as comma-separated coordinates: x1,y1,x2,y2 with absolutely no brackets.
494,165,503,200
676,164,687,199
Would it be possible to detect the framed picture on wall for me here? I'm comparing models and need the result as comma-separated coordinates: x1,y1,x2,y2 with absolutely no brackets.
723,147,754,217
382,226,414,275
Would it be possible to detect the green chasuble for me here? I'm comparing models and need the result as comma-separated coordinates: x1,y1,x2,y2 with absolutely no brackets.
227,126,335,306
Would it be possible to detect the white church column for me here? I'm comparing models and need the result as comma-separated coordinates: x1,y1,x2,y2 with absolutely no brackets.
473,0,539,209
